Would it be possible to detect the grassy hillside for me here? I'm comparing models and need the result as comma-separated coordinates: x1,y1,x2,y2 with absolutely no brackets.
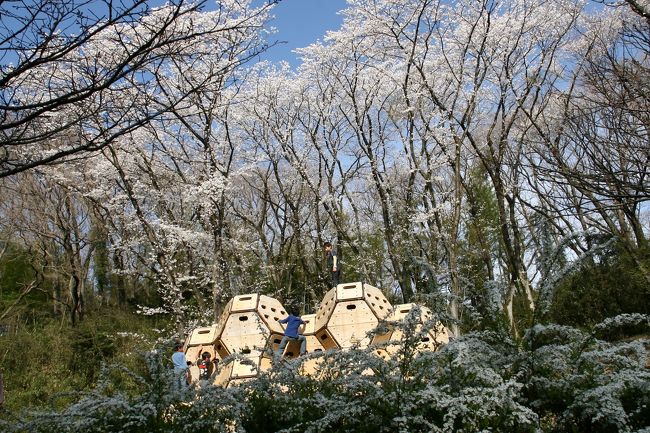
0,309,166,412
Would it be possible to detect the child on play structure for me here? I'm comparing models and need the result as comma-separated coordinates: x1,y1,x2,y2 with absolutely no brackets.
196,351,218,387
275,308,307,358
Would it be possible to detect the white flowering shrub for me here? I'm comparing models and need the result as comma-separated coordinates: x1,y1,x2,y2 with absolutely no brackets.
520,315,650,432
1,314,647,432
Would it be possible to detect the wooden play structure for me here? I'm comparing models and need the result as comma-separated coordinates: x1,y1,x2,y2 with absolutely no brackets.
182,282,449,387
184,326,219,381
314,282,392,349
370,303,449,360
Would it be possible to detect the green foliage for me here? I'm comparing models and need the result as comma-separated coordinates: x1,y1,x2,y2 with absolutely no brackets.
458,165,502,332
0,320,79,410
89,223,112,303
0,243,35,293
0,243,50,320
549,242,650,328
520,316,650,432
0,309,163,412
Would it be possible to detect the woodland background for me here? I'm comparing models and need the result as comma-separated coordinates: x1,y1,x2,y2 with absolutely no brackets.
0,0,648,431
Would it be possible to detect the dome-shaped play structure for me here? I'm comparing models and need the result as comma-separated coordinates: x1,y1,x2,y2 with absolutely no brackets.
182,282,449,387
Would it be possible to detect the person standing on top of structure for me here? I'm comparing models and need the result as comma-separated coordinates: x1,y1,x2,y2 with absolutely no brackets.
323,241,341,287
275,310,307,359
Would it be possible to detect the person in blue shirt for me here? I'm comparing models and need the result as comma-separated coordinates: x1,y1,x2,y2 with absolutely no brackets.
171,342,191,387
275,311,307,358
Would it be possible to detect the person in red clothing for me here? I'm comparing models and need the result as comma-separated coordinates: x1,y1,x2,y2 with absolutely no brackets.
196,351,217,387
275,311,307,358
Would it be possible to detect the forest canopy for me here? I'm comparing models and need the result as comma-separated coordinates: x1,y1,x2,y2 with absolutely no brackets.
0,0,648,431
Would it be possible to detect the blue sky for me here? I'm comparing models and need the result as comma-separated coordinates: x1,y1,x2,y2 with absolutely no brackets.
1,0,349,69
259,0,348,67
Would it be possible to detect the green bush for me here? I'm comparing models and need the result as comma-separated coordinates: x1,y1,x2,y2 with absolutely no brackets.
549,243,650,328
0,309,163,412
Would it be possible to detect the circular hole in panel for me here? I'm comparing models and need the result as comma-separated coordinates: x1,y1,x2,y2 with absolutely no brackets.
261,304,267,309
239,316,249,321
271,307,276,312
346,304,357,310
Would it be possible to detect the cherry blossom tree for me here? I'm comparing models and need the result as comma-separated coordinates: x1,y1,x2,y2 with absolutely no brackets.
3,0,645,338
78,0,278,328
525,2,650,286
290,0,598,336
0,0,277,177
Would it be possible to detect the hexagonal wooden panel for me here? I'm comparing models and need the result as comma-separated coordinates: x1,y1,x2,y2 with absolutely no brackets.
185,326,219,348
214,294,288,357
184,325,220,382
302,313,325,354
213,350,273,388
371,303,449,359
314,282,392,349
